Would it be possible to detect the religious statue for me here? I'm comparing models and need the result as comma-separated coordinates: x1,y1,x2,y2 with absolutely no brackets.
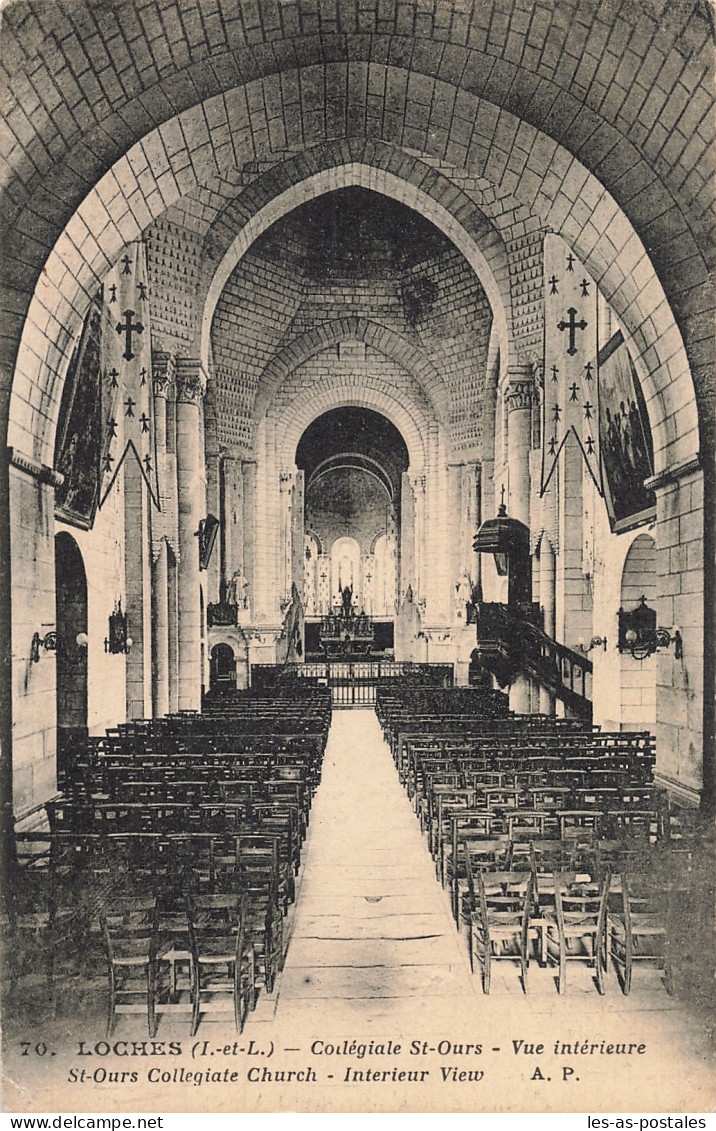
228,569,249,609
455,573,472,620
341,584,353,619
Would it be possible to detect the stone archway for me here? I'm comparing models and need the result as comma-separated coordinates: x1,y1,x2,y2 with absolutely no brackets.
54,531,88,783
618,534,658,734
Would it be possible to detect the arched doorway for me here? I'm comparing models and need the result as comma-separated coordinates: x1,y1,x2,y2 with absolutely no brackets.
210,643,236,692
54,532,88,783
619,534,657,732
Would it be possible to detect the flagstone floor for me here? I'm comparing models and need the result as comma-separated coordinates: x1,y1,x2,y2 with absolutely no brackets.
2,710,714,1114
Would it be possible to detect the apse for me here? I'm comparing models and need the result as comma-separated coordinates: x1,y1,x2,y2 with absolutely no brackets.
297,408,407,649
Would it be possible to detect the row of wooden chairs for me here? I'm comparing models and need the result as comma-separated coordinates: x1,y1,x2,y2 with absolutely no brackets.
9,689,330,1028
469,869,677,996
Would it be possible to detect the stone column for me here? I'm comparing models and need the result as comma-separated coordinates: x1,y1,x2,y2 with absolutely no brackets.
124,452,152,721
291,470,305,600
151,541,169,718
400,472,416,600
279,470,294,610
505,367,533,528
411,472,427,607
175,360,207,712
506,369,533,714
167,547,179,713
150,358,174,719
448,462,463,619
539,536,557,716
204,451,221,605
242,460,256,619
222,455,244,595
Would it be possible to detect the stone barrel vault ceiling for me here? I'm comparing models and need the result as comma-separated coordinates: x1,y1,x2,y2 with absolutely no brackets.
0,0,713,475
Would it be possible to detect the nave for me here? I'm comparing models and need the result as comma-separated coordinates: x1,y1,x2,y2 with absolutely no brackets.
3,695,714,1114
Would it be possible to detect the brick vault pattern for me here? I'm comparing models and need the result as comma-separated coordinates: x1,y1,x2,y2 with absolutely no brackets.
2,15,710,475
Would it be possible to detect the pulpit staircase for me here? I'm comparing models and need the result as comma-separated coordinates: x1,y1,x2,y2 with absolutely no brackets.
470,602,593,721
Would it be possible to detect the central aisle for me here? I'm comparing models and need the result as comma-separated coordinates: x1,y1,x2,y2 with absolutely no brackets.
273,708,476,1026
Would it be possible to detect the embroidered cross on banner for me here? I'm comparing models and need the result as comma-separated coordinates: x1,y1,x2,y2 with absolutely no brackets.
557,307,588,356
541,233,603,499
116,310,144,361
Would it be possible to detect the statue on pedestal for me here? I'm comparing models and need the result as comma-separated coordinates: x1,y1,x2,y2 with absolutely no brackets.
341,584,353,619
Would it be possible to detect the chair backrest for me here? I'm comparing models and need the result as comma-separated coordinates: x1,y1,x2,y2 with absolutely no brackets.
186,892,247,958
100,895,158,958
552,871,610,934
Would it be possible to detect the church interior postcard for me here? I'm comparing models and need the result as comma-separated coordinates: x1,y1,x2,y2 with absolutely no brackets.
0,0,714,1116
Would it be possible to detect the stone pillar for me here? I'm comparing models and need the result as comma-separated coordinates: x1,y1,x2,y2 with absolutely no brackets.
167,547,179,714
400,472,416,600
279,470,294,610
448,462,463,619
505,371,533,713
557,440,590,648
175,360,207,712
151,540,169,718
124,452,152,720
509,676,532,714
539,536,557,716
411,472,427,606
205,452,221,605
291,470,305,599
505,368,533,528
242,461,256,619
150,359,173,719
222,455,244,595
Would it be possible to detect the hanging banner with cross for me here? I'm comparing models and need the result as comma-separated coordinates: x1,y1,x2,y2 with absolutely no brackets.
540,233,603,497
98,241,160,509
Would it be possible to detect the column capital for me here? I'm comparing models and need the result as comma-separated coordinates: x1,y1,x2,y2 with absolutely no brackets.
175,359,208,405
505,376,534,412
152,350,176,398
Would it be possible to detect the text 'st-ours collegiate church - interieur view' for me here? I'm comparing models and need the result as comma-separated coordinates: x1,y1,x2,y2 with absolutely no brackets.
0,0,714,1115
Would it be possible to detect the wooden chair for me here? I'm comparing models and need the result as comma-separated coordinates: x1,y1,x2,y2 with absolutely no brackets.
608,872,674,995
543,872,610,994
236,835,284,993
470,871,534,994
456,838,512,927
185,893,255,1035
99,895,160,1036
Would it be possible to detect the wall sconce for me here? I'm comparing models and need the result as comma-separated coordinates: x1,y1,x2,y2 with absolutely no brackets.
105,601,132,654
618,597,682,661
30,630,57,663
31,630,88,662
578,635,608,653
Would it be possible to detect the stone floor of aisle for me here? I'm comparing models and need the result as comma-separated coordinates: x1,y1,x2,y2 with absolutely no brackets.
271,708,477,1027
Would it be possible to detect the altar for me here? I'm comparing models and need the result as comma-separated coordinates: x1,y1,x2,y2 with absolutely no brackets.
319,587,376,659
